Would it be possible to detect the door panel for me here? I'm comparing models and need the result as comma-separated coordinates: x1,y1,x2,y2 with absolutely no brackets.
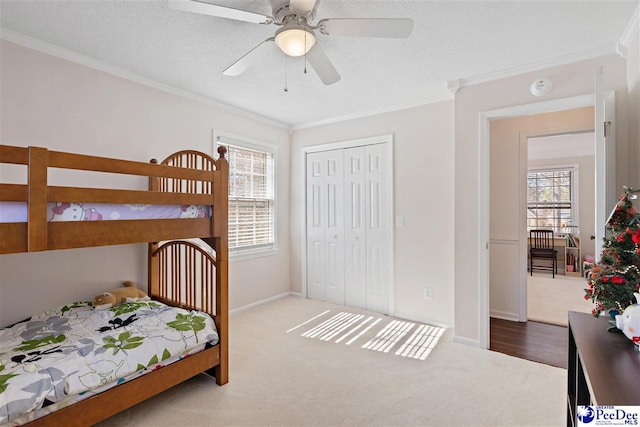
324,151,345,305
345,147,367,309
307,157,326,301
365,144,391,313
306,150,345,305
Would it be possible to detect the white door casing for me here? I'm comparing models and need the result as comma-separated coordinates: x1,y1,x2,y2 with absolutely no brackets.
477,90,615,349
595,66,617,259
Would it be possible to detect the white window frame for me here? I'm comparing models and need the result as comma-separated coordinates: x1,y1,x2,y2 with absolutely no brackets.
527,165,579,234
214,130,277,260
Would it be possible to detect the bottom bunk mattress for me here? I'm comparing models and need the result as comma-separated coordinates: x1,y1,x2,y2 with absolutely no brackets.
0,300,219,425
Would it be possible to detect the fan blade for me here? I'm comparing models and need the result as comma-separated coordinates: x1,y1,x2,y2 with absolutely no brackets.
306,43,340,85
318,18,413,38
167,0,272,25
223,38,276,76
290,0,318,16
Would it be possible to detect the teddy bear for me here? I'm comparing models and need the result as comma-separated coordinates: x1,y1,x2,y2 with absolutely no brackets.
93,281,150,310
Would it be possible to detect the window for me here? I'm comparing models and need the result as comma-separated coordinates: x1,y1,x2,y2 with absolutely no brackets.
527,168,575,233
218,135,276,255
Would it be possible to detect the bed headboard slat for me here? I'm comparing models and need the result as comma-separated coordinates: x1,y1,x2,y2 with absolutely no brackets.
150,240,217,316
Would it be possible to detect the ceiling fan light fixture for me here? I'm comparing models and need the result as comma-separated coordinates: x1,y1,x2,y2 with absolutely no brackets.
275,27,316,57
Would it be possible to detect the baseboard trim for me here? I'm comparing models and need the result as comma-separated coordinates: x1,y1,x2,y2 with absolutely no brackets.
490,310,520,322
230,292,302,315
453,335,481,348
391,311,452,330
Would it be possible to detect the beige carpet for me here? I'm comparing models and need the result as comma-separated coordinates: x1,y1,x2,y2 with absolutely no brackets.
98,296,565,427
527,273,594,326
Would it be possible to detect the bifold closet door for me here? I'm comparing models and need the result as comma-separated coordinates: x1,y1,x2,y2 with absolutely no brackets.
306,143,391,313
306,149,345,305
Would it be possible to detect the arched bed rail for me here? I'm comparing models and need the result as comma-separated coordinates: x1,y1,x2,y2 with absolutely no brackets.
148,146,228,242
149,240,218,317
151,147,227,195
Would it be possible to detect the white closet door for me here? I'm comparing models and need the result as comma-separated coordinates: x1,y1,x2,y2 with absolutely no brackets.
306,150,345,305
364,143,391,314
344,147,367,309
306,141,391,313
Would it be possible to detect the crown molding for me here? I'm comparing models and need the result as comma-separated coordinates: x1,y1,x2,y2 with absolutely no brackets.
446,79,461,95
290,92,454,131
0,28,291,130
619,4,640,51
457,43,618,89
457,5,638,88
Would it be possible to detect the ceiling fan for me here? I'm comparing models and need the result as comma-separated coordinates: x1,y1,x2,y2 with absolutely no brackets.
167,0,414,85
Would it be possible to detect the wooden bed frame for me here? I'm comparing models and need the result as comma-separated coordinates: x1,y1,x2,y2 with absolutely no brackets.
0,144,228,426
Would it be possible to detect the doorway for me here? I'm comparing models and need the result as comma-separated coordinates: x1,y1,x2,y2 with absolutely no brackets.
304,135,394,314
488,106,595,326
525,132,596,326
486,105,602,364
478,88,616,349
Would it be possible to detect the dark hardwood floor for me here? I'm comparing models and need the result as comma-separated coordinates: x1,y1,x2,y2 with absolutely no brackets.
490,317,568,369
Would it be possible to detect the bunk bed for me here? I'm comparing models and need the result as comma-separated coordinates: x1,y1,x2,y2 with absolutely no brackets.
0,144,229,426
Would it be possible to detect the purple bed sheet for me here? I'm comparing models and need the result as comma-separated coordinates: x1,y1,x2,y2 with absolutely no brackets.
0,202,211,223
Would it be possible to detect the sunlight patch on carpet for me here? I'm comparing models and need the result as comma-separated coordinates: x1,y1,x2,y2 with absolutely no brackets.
287,311,445,360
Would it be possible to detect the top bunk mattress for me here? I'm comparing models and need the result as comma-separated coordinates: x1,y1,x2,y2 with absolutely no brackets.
0,202,211,223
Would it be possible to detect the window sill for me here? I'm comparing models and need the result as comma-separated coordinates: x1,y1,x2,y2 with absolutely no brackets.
230,246,278,262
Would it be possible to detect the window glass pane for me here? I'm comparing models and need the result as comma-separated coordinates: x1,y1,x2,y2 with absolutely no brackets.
527,168,574,233
225,142,275,251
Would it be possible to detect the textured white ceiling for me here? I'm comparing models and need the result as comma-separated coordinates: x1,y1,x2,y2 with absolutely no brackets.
1,0,638,127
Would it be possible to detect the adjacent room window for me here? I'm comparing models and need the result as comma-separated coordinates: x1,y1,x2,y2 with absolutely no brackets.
218,135,276,256
527,168,575,233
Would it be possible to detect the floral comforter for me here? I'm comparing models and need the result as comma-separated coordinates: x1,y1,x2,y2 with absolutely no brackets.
0,301,218,424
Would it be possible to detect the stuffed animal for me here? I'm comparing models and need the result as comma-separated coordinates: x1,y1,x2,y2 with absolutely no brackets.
615,293,640,351
93,281,149,310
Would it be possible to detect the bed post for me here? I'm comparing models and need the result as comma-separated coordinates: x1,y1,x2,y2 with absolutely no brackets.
213,146,229,385
148,158,160,297
28,147,48,252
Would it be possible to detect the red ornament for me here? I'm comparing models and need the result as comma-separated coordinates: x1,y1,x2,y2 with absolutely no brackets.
612,275,626,285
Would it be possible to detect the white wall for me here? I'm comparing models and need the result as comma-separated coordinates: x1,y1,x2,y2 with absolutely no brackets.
455,54,630,345
290,101,455,327
0,40,291,326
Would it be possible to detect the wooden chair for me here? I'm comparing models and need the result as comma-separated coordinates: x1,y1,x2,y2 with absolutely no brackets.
529,229,558,277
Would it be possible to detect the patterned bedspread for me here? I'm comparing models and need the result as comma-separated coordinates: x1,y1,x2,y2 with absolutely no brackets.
0,301,218,424
0,202,211,223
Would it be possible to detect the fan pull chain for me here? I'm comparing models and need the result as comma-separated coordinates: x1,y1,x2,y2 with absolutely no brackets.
284,54,288,92
304,30,308,74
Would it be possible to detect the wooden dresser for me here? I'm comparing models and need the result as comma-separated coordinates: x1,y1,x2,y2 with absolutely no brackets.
567,311,640,426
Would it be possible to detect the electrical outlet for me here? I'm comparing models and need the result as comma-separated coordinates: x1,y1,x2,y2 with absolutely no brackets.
424,287,433,300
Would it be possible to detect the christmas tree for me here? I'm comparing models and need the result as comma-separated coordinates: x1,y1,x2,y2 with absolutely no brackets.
585,187,640,316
